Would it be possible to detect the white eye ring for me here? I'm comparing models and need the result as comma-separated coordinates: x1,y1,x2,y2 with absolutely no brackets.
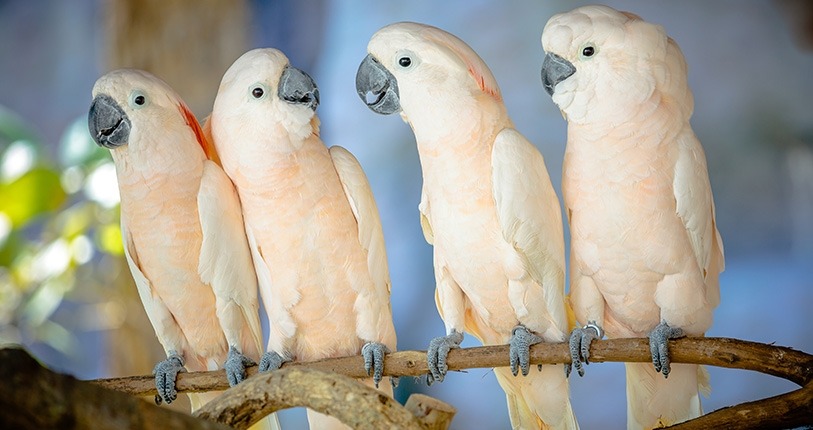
394,50,419,70
580,43,597,59
129,90,148,108
249,82,269,100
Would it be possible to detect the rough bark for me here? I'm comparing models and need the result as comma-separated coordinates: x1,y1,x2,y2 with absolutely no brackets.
91,337,813,430
0,347,228,430
93,337,813,396
193,367,427,430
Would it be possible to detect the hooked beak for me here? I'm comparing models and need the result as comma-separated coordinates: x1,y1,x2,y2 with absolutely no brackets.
355,54,400,115
88,94,131,148
541,53,576,96
278,65,320,111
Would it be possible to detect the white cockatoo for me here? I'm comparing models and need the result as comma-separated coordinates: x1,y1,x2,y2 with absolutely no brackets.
209,48,397,430
540,5,724,429
356,22,578,430
88,69,278,430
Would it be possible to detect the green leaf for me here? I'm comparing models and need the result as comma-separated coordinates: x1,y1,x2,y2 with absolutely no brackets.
0,168,67,227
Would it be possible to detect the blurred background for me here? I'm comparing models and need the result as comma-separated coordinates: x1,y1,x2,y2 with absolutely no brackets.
1,0,811,428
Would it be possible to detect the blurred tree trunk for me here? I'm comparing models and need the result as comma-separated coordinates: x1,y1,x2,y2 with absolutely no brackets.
99,0,250,412
103,0,249,116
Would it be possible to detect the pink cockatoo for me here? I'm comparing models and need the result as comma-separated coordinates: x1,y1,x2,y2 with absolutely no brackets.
209,48,397,430
356,22,578,430
88,70,278,430
541,5,724,429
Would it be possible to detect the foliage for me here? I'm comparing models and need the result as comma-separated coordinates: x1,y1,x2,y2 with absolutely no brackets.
0,105,129,360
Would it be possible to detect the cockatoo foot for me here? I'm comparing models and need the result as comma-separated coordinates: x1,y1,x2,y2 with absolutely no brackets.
509,325,543,376
426,329,464,385
649,321,684,378
258,351,290,373
362,341,392,388
224,346,256,386
153,352,185,405
566,322,603,377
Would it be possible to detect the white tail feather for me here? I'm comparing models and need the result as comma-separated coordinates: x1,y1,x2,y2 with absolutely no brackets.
625,363,705,430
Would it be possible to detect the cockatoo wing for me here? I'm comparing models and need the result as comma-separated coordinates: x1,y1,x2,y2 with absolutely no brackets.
197,160,263,360
492,128,568,334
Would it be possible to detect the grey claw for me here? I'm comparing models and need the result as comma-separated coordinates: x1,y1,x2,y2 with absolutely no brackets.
362,342,390,388
649,321,684,378
426,330,463,384
509,325,543,377
224,346,256,387
390,376,400,389
259,351,290,373
153,352,185,405
567,322,603,378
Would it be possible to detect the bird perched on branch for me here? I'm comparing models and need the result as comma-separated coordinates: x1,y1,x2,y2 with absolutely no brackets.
356,22,577,430
209,48,397,430
88,69,278,430
540,5,724,429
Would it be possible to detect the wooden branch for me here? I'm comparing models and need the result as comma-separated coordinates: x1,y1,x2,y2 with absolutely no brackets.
193,367,427,430
92,337,813,397
666,381,813,430
0,347,230,430
404,393,457,430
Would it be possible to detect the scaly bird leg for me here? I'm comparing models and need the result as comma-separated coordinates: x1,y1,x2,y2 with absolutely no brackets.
426,329,464,385
362,341,396,389
649,321,684,378
566,321,603,377
258,351,291,372
509,325,543,376
153,352,185,405
224,345,256,386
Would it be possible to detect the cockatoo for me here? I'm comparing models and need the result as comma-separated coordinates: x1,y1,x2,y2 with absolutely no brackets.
209,48,397,430
540,5,724,429
356,22,577,430
88,69,279,430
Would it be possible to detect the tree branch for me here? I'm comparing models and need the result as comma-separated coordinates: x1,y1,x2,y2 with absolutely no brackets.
0,347,229,430
92,337,813,397
90,337,813,429
193,367,435,430
666,381,813,430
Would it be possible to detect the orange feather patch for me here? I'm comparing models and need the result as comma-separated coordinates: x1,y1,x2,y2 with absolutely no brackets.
178,102,221,165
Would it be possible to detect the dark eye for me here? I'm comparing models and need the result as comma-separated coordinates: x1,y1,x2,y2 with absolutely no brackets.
398,57,412,68
134,95,145,105
582,46,595,57
252,87,264,98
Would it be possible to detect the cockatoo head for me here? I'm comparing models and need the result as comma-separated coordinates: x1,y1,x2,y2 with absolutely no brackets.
89,69,201,151
212,48,319,143
356,22,502,120
540,5,680,125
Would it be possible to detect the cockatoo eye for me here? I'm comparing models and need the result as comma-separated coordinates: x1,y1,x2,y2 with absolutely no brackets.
581,44,597,58
249,83,269,100
398,57,412,68
129,90,148,108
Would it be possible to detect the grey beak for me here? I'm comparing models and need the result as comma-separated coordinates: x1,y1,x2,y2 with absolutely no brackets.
88,94,131,148
541,53,576,96
355,54,400,115
278,65,320,110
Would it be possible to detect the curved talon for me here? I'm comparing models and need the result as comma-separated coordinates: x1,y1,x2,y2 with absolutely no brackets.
426,330,463,384
361,342,390,388
566,322,603,378
153,352,185,405
649,321,684,378
224,346,256,386
509,325,543,377
259,351,290,373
